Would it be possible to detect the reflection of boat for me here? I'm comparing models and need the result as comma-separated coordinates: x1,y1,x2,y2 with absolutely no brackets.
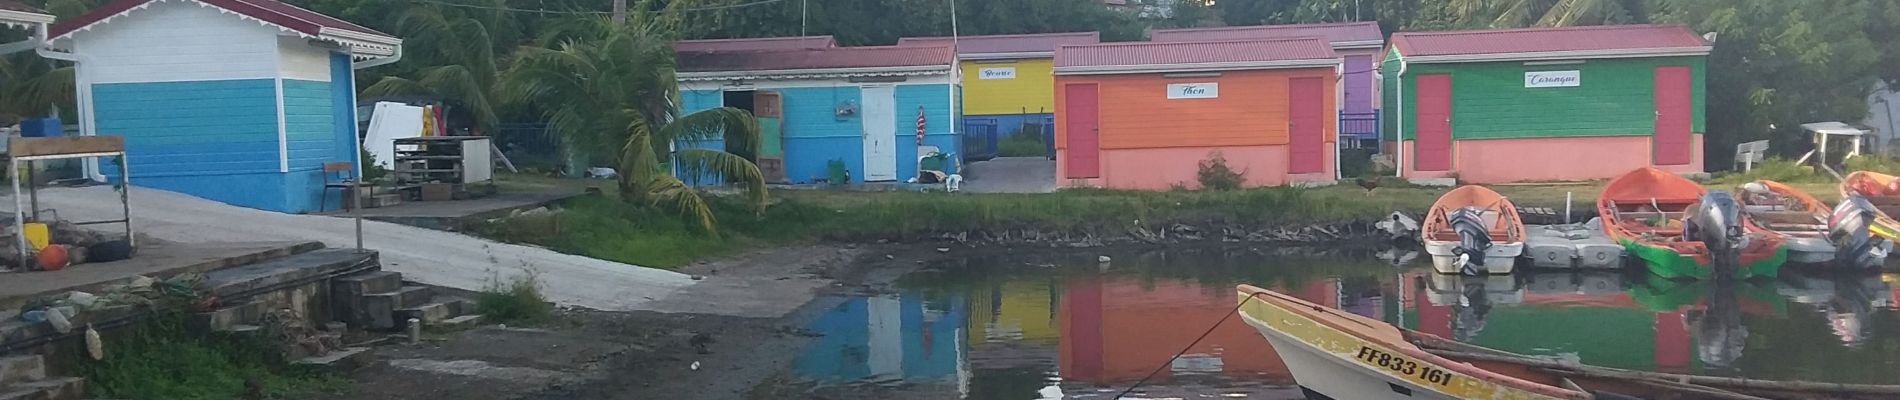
1421,185,1525,275
1777,271,1891,346
1738,180,1849,264
1840,171,1900,243
1422,275,1520,342
1598,167,1785,280
1238,285,1900,400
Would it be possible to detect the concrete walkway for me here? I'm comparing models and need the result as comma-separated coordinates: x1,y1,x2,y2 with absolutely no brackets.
2,186,696,312
961,157,1057,193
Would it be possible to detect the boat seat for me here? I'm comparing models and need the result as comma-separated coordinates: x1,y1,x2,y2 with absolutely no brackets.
1764,223,1827,231
1749,210,1822,225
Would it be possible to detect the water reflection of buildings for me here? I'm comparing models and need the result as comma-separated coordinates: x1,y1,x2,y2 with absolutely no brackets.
794,291,970,392
1057,276,1387,386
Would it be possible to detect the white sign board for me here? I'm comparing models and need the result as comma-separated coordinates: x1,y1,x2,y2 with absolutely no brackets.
1167,83,1219,99
978,67,1017,80
363,102,425,169
1525,71,1581,88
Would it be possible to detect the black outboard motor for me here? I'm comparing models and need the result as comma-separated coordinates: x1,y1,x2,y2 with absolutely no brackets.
1685,191,1746,273
1829,194,1890,269
1447,206,1492,276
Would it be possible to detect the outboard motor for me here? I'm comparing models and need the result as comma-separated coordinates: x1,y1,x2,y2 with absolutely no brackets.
1829,194,1891,269
1446,206,1493,276
1685,191,1747,272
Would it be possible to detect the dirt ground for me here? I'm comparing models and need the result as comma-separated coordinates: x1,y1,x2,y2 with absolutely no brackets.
328,243,942,400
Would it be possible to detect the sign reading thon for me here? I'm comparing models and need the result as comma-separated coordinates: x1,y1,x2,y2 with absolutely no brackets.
978,67,1017,80
1167,83,1219,99
1524,70,1581,88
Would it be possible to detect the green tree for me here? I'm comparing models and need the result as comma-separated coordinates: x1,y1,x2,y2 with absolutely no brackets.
359,0,516,134
498,15,765,235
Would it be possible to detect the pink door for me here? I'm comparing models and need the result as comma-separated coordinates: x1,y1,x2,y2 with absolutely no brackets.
1289,77,1326,173
1064,84,1101,178
1653,66,1693,165
1414,74,1453,171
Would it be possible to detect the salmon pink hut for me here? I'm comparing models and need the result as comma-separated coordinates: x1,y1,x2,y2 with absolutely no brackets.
1053,38,1341,190
1382,25,1711,183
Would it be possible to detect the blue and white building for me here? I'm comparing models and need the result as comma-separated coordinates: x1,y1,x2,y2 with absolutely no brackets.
675,42,961,184
44,0,400,213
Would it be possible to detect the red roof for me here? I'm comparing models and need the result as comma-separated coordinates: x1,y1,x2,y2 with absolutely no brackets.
50,0,395,44
677,45,954,73
674,36,836,52
1151,22,1383,48
1390,24,1707,59
1055,38,1335,70
0,0,45,14
896,32,1100,57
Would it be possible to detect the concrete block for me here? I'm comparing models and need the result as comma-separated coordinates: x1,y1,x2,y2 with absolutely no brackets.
0,356,44,387
190,301,263,333
394,298,471,328
334,271,402,327
366,286,434,310
437,314,486,330
360,286,433,330
295,347,377,372
13,377,82,400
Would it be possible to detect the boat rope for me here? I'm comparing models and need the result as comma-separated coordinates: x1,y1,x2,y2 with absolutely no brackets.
1112,294,1256,399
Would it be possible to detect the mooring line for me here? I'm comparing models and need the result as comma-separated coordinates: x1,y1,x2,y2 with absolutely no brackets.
1112,294,1255,399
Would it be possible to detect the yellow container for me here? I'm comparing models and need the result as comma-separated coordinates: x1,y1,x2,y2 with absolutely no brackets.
22,223,49,250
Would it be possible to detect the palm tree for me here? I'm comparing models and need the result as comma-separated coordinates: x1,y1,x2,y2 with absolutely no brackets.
1450,0,1638,28
360,0,511,133
497,16,764,236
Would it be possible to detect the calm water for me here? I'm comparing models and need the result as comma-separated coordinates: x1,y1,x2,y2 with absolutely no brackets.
787,247,1900,399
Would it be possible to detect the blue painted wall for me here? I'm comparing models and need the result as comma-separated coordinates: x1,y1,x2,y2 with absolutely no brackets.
93,71,355,214
677,83,961,184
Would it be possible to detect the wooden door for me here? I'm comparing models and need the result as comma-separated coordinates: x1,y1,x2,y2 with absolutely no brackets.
1289,77,1326,173
754,91,787,183
859,85,899,181
1653,66,1693,165
1414,74,1453,171
1064,83,1101,178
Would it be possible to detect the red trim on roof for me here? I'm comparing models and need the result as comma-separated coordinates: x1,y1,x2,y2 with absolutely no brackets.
1151,22,1383,47
50,0,392,42
677,44,954,73
1055,38,1336,68
896,31,1100,55
674,35,836,52
1390,24,1706,58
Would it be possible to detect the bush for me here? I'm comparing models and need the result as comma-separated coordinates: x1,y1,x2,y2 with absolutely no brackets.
1196,152,1246,191
996,133,1045,158
1709,157,1826,184
477,271,554,326
82,312,344,400
1847,155,1900,176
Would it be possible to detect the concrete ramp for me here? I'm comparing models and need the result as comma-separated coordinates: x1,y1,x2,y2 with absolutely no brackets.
2,187,695,311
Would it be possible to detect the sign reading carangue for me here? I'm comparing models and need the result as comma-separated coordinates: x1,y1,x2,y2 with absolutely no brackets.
1524,71,1581,88
1167,83,1219,99
978,67,1017,80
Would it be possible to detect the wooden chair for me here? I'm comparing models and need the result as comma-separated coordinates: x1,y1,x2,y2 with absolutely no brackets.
320,162,356,212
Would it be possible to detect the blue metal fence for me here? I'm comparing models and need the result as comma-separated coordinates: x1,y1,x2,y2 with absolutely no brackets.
1340,111,1381,149
964,118,1000,162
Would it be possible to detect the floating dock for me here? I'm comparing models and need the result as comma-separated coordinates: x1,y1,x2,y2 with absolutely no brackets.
1522,219,1625,269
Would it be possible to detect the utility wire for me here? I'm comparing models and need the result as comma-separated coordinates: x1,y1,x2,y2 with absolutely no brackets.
406,0,787,15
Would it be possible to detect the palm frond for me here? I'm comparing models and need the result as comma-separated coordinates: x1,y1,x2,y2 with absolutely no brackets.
415,65,500,132
675,148,767,213
644,174,720,237
658,107,759,153
360,76,435,98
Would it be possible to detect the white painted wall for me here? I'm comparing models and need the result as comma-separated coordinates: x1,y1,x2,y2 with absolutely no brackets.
71,0,283,84
278,36,333,82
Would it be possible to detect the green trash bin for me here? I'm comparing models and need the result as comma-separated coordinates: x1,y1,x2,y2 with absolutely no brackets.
826,160,849,184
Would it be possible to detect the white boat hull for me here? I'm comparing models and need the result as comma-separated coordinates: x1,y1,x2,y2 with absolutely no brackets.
1784,236,1837,264
1248,315,1469,400
1424,240,1523,274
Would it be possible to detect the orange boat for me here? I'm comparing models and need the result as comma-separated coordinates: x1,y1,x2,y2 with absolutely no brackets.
1839,171,1900,243
1237,284,1900,400
1420,186,1525,275
1597,167,1784,280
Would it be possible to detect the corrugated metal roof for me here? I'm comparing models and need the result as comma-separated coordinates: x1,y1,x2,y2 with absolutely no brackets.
1151,22,1383,48
896,32,1100,57
1391,24,1708,59
677,44,954,73
673,35,836,52
1055,38,1335,69
52,0,392,39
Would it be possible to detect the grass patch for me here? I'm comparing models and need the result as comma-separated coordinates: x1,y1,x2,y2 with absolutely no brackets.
996,133,1046,158
1706,158,1829,184
1847,155,1900,176
80,312,346,400
476,271,555,326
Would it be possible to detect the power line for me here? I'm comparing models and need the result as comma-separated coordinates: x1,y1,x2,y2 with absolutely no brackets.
405,0,787,15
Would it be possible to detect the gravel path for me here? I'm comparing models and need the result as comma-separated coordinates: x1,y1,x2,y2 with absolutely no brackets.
2,186,695,311
961,157,1057,193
